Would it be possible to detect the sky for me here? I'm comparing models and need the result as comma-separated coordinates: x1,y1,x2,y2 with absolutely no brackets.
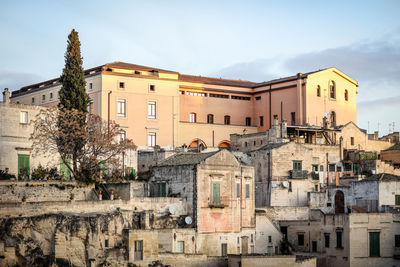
0,0,399,135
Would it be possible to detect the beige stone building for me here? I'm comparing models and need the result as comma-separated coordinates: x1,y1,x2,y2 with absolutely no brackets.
10,62,358,150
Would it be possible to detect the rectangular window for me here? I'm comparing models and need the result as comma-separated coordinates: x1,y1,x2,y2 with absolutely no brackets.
350,137,354,146
221,243,227,257
185,91,206,97
149,84,155,92
134,240,143,260
189,112,197,123
42,94,46,101
336,232,343,248
50,92,53,99
268,236,272,243
245,117,251,126
293,161,302,171
20,111,28,124
320,165,324,171
255,96,261,100
259,116,264,127
176,241,184,253
116,130,126,142
207,114,214,124
395,195,400,205
18,154,30,179
119,82,125,89
312,241,317,252
329,164,336,172
337,166,342,172
117,99,126,117
89,83,93,90
147,132,156,147
105,239,109,248
212,182,221,205
157,182,167,197
395,235,400,247
245,184,250,198
224,115,230,125
236,183,240,198
273,114,278,120
291,112,296,126
369,232,380,257
312,164,319,172
147,101,156,119
231,95,251,101
209,93,229,99
31,97,35,104
298,233,304,246
324,234,330,248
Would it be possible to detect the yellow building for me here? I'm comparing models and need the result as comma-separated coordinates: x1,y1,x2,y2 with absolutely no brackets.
10,62,358,149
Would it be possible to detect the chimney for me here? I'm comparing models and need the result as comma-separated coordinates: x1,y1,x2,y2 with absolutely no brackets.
3,88,10,105
281,120,287,138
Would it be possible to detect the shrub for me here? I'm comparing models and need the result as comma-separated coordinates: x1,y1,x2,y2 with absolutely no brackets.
0,169,16,180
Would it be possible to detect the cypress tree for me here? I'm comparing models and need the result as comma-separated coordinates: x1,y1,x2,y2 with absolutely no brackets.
59,29,89,111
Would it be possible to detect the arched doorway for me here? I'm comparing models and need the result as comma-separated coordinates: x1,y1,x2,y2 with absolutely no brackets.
218,140,230,148
334,190,345,214
188,139,207,149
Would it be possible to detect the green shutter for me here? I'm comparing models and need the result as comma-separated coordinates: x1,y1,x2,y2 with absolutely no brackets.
60,158,71,180
246,184,250,198
212,182,221,205
18,154,30,180
369,232,380,257
237,183,240,197
396,195,400,205
336,232,342,248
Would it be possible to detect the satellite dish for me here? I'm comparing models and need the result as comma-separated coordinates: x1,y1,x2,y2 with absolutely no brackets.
185,216,193,225
324,112,330,118
282,181,289,188
320,183,326,188
271,183,278,188
169,204,179,215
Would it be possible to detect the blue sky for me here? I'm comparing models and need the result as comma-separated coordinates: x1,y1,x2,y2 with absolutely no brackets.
1,0,399,135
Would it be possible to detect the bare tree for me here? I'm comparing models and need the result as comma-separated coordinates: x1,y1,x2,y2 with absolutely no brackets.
31,107,136,182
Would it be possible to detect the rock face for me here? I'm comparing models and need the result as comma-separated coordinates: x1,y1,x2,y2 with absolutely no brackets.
0,211,128,267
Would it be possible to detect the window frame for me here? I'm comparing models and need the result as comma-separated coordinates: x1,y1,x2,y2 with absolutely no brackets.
134,240,143,261
245,184,250,198
298,233,305,246
147,132,156,147
369,232,380,257
224,115,231,125
336,231,343,248
207,114,214,124
236,183,241,198
20,111,28,124
329,81,336,99
259,116,264,127
212,181,221,205
293,160,302,171
149,84,156,92
245,117,251,126
117,99,127,117
147,101,157,120
189,112,197,123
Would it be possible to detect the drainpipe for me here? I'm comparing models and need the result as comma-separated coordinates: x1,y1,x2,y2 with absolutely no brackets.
107,91,112,136
326,153,329,186
269,85,272,129
240,167,243,231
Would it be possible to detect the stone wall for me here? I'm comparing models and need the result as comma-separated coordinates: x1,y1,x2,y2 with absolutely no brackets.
261,206,310,221
0,181,95,203
228,255,317,267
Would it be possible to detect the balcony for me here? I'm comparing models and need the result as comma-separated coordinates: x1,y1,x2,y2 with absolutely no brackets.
290,170,308,179
311,171,319,180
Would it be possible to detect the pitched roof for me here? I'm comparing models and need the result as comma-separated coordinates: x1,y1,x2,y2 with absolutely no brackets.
253,142,289,152
104,61,179,74
364,173,400,182
253,69,325,88
382,143,400,152
157,151,218,167
179,74,257,88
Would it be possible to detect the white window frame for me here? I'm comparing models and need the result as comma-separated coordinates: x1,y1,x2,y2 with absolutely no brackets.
148,132,156,147
189,112,197,123
176,241,184,253
20,111,28,124
117,99,126,117
147,101,157,119
117,130,126,142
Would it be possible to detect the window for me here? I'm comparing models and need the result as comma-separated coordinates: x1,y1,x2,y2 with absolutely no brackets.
329,81,336,99
336,166,342,172
246,184,250,198
212,182,221,205
20,111,28,124
395,195,400,205
185,91,206,97
245,117,251,126
268,236,272,243
179,90,184,95
119,82,125,89
291,112,296,126
157,182,167,197
312,241,317,252
221,243,227,257
317,85,321,97
209,93,229,99
117,99,126,117
134,240,143,260
312,165,319,172
369,232,380,257
207,114,214,124
293,161,302,171
31,97,35,104
320,165,324,171
105,239,109,248
147,101,156,119
255,96,261,100
89,83,93,90
329,164,336,172
189,113,197,123
330,111,336,126
116,130,126,142
224,115,230,125
344,90,348,101
259,116,264,127
298,233,304,246
50,92,53,99
350,137,354,146
42,94,46,101
149,84,155,92
324,234,330,248
236,183,241,198
336,231,343,248
395,235,400,247
176,241,184,253
231,95,251,101
147,132,156,147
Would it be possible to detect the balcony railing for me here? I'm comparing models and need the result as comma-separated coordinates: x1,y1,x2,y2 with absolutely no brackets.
290,170,308,179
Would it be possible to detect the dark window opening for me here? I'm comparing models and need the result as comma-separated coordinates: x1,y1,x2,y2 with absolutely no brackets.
245,117,251,126
119,82,125,89
336,232,343,248
298,234,304,246
255,96,261,100
259,116,264,127
207,114,214,124
317,85,321,97
324,234,330,248
224,115,231,125
149,84,155,91
291,112,296,126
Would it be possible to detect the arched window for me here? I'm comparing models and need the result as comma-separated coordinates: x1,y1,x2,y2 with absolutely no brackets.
330,111,336,127
317,85,321,97
224,115,231,125
207,114,214,124
344,90,348,101
329,81,336,99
